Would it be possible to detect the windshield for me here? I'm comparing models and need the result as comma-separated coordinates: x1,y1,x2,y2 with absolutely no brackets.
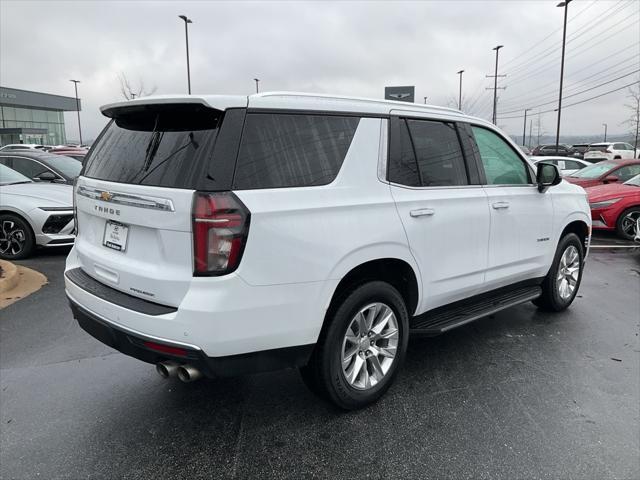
624,174,640,187
43,154,82,178
0,163,32,185
569,161,615,179
84,104,221,189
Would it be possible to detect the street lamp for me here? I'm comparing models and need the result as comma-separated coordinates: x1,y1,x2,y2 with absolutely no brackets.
554,0,572,155
423,96,428,104
491,45,504,124
457,70,464,110
602,123,608,142
522,108,532,146
254,78,260,94
69,79,82,145
178,15,193,94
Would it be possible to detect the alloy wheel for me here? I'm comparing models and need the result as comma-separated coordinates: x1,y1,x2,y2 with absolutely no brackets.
556,245,580,300
341,302,399,390
0,220,26,257
620,210,640,238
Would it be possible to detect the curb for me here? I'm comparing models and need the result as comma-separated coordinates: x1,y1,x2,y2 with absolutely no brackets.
0,260,19,294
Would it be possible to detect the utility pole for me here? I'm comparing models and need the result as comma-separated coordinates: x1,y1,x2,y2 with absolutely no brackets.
602,123,608,142
522,108,531,146
554,0,572,155
69,79,82,145
178,15,193,94
457,70,464,110
486,45,506,124
254,78,260,93
528,119,533,149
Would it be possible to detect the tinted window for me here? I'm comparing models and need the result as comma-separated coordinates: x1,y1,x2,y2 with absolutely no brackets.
613,164,640,182
11,157,51,179
42,154,81,179
233,114,359,190
406,119,467,186
84,104,221,188
388,119,420,186
472,126,530,185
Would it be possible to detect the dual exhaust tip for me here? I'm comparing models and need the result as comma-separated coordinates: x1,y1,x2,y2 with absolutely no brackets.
156,361,202,383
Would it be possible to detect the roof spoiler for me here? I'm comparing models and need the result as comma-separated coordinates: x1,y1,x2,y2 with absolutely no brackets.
100,95,248,118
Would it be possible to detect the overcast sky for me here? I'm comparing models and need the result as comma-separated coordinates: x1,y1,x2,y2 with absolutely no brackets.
1,0,638,142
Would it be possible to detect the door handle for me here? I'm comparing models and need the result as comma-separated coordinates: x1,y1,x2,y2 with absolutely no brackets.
410,208,435,217
492,201,510,210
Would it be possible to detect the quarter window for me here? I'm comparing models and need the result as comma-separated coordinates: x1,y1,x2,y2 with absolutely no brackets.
388,119,468,187
471,126,530,185
233,114,359,190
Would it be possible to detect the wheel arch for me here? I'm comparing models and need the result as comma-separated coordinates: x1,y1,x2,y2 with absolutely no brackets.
560,219,590,251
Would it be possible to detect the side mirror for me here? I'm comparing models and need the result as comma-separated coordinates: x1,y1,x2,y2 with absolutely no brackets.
38,171,57,182
536,162,562,192
603,175,619,184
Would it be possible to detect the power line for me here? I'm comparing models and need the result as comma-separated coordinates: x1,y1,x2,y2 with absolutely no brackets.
498,80,639,120
499,69,640,115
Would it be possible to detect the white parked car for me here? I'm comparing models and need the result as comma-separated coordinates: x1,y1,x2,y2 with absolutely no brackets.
65,93,591,409
0,164,74,259
531,156,590,176
0,143,48,152
583,142,638,163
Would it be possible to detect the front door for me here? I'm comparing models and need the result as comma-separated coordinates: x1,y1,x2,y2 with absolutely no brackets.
468,125,554,288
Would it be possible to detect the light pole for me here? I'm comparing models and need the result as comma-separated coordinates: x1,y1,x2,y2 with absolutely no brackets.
602,123,608,142
491,45,503,124
528,119,533,149
522,108,531,146
423,96,428,104
457,70,464,110
69,79,82,145
254,78,260,93
131,93,136,100
178,15,193,94
554,0,572,155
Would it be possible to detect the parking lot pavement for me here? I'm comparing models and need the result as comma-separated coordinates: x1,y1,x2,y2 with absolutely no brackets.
1,243,638,480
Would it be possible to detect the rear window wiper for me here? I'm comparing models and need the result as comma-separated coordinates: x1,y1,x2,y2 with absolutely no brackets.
136,133,200,184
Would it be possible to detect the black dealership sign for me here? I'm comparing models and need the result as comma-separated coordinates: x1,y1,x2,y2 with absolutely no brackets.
384,86,415,103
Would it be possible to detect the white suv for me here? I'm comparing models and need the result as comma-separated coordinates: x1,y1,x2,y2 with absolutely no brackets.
65,93,591,409
583,142,638,163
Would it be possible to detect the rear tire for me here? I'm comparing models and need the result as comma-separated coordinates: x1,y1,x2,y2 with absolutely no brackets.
615,206,640,241
533,233,584,312
301,281,409,410
0,214,35,260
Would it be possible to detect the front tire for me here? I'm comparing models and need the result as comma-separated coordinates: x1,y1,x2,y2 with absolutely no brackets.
301,281,409,410
533,233,584,312
0,214,35,260
615,206,640,241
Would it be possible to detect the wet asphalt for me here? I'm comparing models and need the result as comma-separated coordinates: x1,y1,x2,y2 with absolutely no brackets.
1,238,639,480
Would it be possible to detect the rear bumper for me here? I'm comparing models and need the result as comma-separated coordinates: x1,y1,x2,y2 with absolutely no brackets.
67,295,314,378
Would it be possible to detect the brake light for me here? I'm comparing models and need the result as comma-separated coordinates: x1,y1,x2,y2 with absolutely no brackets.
192,192,250,276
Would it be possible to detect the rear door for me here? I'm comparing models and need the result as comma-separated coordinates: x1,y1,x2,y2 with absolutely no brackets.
75,103,244,307
388,115,490,311
469,125,554,288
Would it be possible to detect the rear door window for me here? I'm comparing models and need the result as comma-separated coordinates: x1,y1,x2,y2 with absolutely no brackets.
83,104,222,189
10,157,51,179
233,113,359,190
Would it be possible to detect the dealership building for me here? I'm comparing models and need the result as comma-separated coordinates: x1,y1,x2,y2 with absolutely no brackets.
0,86,81,147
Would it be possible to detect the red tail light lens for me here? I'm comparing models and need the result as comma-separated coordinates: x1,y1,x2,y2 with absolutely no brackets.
192,192,250,276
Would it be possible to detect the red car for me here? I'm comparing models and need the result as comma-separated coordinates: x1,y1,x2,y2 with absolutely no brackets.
564,160,640,188
48,147,88,162
587,174,640,240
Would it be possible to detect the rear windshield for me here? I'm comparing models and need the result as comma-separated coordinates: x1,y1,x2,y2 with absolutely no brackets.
83,104,221,189
587,145,609,152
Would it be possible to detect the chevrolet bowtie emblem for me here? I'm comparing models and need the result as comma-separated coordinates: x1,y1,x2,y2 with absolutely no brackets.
100,191,113,202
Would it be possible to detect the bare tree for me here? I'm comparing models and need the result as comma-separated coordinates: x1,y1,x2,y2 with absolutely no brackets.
118,72,157,100
621,84,640,153
445,94,471,112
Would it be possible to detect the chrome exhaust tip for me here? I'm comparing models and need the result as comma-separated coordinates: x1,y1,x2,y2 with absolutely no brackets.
177,364,203,383
156,361,180,379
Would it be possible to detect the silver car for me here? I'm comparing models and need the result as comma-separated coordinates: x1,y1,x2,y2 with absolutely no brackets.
0,164,75,259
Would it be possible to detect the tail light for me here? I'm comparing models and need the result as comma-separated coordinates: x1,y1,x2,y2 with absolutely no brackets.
192,192,250,276
605,149,612,154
